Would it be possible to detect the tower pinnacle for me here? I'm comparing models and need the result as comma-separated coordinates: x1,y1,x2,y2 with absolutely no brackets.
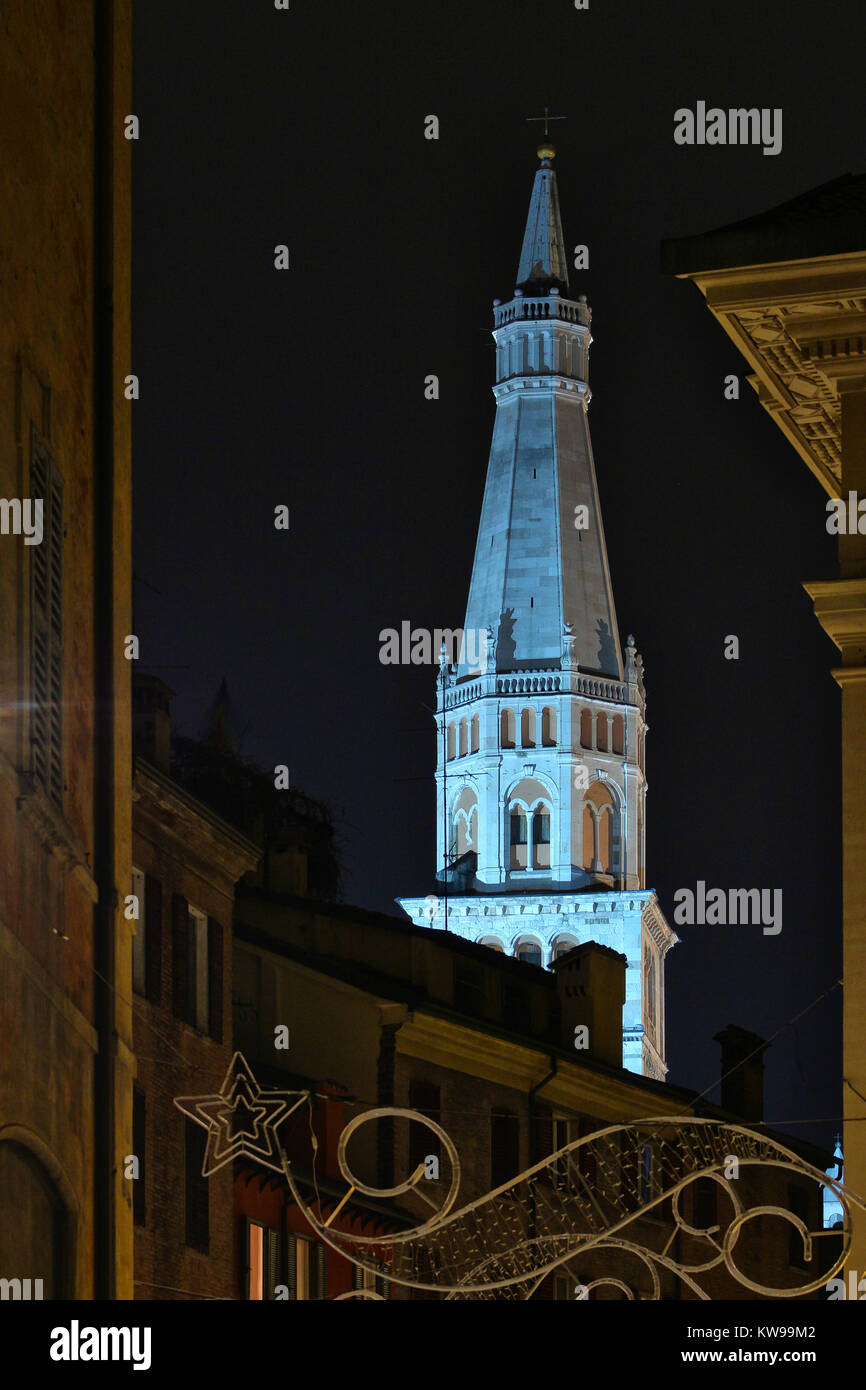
516,137,570,294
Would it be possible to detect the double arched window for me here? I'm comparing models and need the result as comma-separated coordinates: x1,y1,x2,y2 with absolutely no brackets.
515,938,543,966
581,781,618,878
453,787,479,858
508,777,554,872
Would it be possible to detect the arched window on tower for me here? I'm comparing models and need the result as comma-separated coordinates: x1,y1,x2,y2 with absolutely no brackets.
582,781,618,878
582,803,596,872
459,718,468,757
541,706,557,746
454,788,479,858
598,804,613,874
520,708,536,748
509,807,527,869
532,804,551,869
612,715,624,755
470,714,480,753
515,939,543,967
446,723,456,761
501,708,516,749
596,713,608,752
580,709,593,749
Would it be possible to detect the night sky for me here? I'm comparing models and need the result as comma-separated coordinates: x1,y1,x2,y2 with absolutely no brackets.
133,1,864,1153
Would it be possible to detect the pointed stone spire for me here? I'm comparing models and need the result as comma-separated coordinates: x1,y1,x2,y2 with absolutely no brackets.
516,142,570,295
458,146,622,682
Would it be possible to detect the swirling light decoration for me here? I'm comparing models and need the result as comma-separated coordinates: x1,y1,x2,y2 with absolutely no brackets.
175,1054,864,1300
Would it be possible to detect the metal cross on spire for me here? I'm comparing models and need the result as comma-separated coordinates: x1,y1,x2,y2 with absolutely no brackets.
526,106,566,139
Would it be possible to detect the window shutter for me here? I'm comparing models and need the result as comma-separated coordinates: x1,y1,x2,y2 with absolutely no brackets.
184,1119,209,1252
535,1103,553,1166
30,430,63,802
266,1227,280,1300
145,874,162,1005
132,1088,146,1226
313,1242,326,1301
352,1261,363,1291
207,918,223,1042
285,1233,298,1300
47,471,63,805
242,1218,253,1300
172,894,189,1021
375,1273,390,1301
578,1115,599,1184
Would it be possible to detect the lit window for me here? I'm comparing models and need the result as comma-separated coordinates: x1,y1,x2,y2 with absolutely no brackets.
30,427,63,808
188,907,209,1033
248,1222,266,1300
296,1236,311,1300
173,897,222,1039
491,1108,520,1187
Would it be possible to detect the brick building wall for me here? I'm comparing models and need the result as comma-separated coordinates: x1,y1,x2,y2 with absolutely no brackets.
0,0,132,1299
132,760,257,1300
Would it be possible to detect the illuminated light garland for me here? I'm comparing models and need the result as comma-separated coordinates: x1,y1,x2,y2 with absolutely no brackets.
175,1053,865,1299
174,1051,307,1176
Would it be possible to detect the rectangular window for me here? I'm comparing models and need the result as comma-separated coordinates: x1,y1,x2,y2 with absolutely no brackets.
453,960,484,1016
502,980,529,1032
29,427,63,807
353,1260,386,1299
693,1177,717,1231
132,1088,146,1227
173,897,215,1034
491,1108,520,1189
132,868,146,996
510,812,526,845
284,1235,324,1300
145,873,162,1004
788,1183,810,1269
408,1079,441,1173
184,1119,209,1252
296,1236,311,1300
189,907,209,1033
578,1115,600,1184
247,1221,266,1300
534,813,551,844
640,1144,653,1203
207,917,223,1042
553,1116,572,1187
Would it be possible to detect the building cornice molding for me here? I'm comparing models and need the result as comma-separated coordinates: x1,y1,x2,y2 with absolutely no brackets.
804,577,866,667
398,1010,682,1119
133,758,260,883
642,893,679,955
670,254,866,496
492,376,590,402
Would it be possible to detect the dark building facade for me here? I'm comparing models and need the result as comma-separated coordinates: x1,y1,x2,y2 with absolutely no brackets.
132,704,258,1299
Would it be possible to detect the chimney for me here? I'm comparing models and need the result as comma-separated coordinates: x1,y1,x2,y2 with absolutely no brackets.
132,673,173,773
551,942,626,1068
714,1024,769,1121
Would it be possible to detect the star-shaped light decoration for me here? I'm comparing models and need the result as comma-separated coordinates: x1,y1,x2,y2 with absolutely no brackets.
174,1051,307,1176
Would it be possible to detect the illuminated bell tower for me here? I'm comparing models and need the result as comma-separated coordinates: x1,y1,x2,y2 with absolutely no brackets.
399,143,676,1079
